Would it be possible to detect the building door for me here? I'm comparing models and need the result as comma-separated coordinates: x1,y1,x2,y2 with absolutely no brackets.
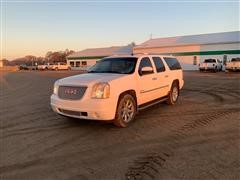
223,55,227,65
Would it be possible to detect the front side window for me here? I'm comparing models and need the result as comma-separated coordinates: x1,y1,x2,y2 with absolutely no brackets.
164,57,182,70
152,57,165,72
138,57,153,75
88,57,137,74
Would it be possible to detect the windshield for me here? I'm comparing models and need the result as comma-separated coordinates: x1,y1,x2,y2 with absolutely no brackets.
204,59,216,63
88,57,138,74
231,58,240,62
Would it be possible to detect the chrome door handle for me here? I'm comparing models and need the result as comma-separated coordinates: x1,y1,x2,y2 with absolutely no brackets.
152,77,157,80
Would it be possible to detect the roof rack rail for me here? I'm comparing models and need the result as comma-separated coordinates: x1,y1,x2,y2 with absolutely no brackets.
133,52,173,56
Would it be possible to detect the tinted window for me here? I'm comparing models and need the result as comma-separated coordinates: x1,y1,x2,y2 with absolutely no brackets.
88,57,137,74
164,57,182,70
152,57,165,72
139,57,153,69
138,57,153,75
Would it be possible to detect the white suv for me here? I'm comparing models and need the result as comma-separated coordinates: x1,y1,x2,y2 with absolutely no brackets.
51,55,184,127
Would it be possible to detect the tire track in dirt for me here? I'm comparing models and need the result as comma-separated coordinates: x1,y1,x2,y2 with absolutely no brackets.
183,88,239,103
125,108,239,180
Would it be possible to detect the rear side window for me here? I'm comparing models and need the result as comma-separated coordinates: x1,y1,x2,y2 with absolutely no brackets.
164,57,182,70
152,57,165,72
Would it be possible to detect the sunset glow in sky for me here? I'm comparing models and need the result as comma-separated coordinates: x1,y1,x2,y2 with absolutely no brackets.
1,1,239,60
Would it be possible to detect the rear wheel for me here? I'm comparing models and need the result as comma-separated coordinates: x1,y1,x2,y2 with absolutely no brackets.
113,94,136,127
167,82,179,105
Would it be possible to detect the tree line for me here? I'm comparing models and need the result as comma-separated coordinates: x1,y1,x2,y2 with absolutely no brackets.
1,49,75,66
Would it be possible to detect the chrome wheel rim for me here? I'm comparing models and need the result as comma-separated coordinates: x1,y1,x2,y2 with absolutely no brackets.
172,87,178,102
121,99,134,123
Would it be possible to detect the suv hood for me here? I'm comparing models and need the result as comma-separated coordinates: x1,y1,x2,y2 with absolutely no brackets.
56,73,127,87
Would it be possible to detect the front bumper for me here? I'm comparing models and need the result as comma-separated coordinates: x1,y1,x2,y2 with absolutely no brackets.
199,67,215,71
225,67,240,71
51,94,118,120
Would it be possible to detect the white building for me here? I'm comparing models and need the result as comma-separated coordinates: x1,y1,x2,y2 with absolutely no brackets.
67,44,134,70
134,31,240,70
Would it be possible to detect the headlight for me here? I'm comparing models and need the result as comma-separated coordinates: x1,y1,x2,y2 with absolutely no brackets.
53,84,59,95
91,82,110,99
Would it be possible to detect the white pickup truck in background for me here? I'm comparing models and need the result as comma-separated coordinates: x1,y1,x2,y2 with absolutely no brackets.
199,59,222,72
225,58,240,72
49,62,71,71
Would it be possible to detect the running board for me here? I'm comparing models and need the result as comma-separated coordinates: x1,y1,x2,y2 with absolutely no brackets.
138,97,168,111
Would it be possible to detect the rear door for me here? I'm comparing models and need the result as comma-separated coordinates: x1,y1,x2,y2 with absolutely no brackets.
152,56,170,97
137,57,160,105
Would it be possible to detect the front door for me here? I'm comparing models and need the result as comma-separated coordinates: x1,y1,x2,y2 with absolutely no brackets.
137,57,159,105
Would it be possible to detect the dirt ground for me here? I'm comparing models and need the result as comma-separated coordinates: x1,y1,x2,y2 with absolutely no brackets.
0,71,239,180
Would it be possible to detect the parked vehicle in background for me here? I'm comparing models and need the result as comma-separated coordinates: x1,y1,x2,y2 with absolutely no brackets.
49,62,70,71
199,59,222,72
225,58,240,72
19,64,29,70
19,64,37,70
51,55,184,127
37,63,53,70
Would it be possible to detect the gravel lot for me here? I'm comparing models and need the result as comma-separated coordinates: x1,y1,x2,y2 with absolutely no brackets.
0,71,239,180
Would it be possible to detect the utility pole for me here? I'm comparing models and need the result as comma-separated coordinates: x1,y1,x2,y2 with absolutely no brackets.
150,33,153,39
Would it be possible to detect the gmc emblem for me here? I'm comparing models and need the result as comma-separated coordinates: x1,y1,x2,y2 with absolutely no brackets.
64,88,78,95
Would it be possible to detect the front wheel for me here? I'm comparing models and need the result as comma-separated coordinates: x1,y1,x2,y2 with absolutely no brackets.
113,94,137,127
167,82,179,105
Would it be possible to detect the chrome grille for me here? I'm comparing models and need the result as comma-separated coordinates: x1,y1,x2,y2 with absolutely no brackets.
58,86,87,100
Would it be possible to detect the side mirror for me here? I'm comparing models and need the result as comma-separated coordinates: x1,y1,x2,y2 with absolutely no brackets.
140,66,154,76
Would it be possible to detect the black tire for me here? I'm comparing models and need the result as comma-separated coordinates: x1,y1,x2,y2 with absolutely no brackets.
113,94,137,127
167,81,179,105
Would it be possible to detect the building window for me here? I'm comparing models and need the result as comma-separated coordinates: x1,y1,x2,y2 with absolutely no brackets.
76,61,80,67
82,61,87,66
193,56,197,65
70,61,74,67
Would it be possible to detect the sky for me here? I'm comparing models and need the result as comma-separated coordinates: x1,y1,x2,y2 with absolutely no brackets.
1,0,239,60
